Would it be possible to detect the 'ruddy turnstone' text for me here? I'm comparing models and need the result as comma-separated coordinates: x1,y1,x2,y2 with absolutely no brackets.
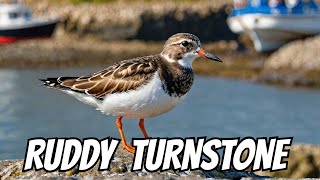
22,137,292,172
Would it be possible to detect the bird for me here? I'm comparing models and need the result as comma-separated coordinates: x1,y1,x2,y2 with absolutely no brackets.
40,33,222,153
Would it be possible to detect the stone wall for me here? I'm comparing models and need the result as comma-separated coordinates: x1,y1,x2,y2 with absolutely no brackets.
28,1,237,41
257,144,320,178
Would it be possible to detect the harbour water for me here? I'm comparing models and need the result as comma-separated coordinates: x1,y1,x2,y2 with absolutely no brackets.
0,68,319,160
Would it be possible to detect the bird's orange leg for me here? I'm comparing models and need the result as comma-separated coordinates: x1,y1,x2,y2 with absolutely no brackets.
139,119,149,138
116,116,135,153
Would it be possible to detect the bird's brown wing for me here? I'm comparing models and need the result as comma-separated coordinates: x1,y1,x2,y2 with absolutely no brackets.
57,56,158,100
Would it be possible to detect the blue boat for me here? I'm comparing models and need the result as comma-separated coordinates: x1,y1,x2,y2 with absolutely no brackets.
227,0,320,52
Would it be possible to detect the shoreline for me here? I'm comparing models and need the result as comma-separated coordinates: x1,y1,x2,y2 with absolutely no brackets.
1,36,316,89
0,37,272,87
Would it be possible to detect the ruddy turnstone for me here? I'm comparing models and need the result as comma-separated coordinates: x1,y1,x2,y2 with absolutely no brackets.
40,33,222,153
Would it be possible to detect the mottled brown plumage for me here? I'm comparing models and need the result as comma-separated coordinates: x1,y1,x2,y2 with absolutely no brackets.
57,56,159,100
163,33,201,49
42,54,194,99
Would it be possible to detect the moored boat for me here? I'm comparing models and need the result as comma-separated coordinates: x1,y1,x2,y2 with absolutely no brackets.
0,1,59,44
227,0,320,52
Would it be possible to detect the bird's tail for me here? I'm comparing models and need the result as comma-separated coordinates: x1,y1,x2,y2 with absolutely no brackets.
39,77,77,89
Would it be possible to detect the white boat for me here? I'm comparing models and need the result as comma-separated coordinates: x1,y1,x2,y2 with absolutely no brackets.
227,0,320,52
0,1,59,44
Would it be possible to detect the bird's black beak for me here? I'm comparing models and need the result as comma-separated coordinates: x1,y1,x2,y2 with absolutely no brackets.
197,49,222,62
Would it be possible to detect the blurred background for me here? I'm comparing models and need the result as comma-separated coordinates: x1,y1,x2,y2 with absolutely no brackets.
0,0,319,178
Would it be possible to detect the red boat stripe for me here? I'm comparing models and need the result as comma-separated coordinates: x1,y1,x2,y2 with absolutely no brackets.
0,36,17,44
0,36,51,44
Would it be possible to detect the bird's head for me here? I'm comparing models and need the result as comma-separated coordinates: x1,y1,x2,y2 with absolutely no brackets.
160,33,222,68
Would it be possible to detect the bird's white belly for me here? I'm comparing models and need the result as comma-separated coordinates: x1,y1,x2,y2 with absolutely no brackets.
64,73,186,119
98,73,185,119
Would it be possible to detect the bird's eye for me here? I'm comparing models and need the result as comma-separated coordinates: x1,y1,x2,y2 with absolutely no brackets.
181,41,189,47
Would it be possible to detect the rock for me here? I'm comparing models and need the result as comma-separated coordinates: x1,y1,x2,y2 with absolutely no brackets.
0,160,21,179
256,144,320,178
0,147,265,179
260,35,320,87
265,36,320,71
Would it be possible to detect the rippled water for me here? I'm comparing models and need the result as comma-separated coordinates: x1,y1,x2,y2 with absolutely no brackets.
0,68,319,160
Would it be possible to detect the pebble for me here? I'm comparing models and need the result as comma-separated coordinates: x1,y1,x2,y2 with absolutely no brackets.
138,172,147,176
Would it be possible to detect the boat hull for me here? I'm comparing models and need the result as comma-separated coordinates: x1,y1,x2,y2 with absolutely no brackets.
0,20,58,44
227,14,320,52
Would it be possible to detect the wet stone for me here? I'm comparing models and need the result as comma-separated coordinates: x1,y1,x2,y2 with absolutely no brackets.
0,147,267,179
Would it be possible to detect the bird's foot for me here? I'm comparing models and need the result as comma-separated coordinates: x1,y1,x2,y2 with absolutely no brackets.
122,143,135,153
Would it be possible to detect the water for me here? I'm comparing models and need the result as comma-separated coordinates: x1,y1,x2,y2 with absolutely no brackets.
0,68,319,160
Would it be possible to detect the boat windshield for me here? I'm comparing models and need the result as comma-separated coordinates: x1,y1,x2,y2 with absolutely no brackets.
0,4,32,21
8,12,19,19
231,0,320,15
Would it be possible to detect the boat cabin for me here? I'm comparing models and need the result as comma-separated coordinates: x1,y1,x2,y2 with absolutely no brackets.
232,0,320,15
0,3,31,26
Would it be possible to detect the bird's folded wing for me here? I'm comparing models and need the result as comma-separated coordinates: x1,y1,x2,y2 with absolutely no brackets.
59,59,158,100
